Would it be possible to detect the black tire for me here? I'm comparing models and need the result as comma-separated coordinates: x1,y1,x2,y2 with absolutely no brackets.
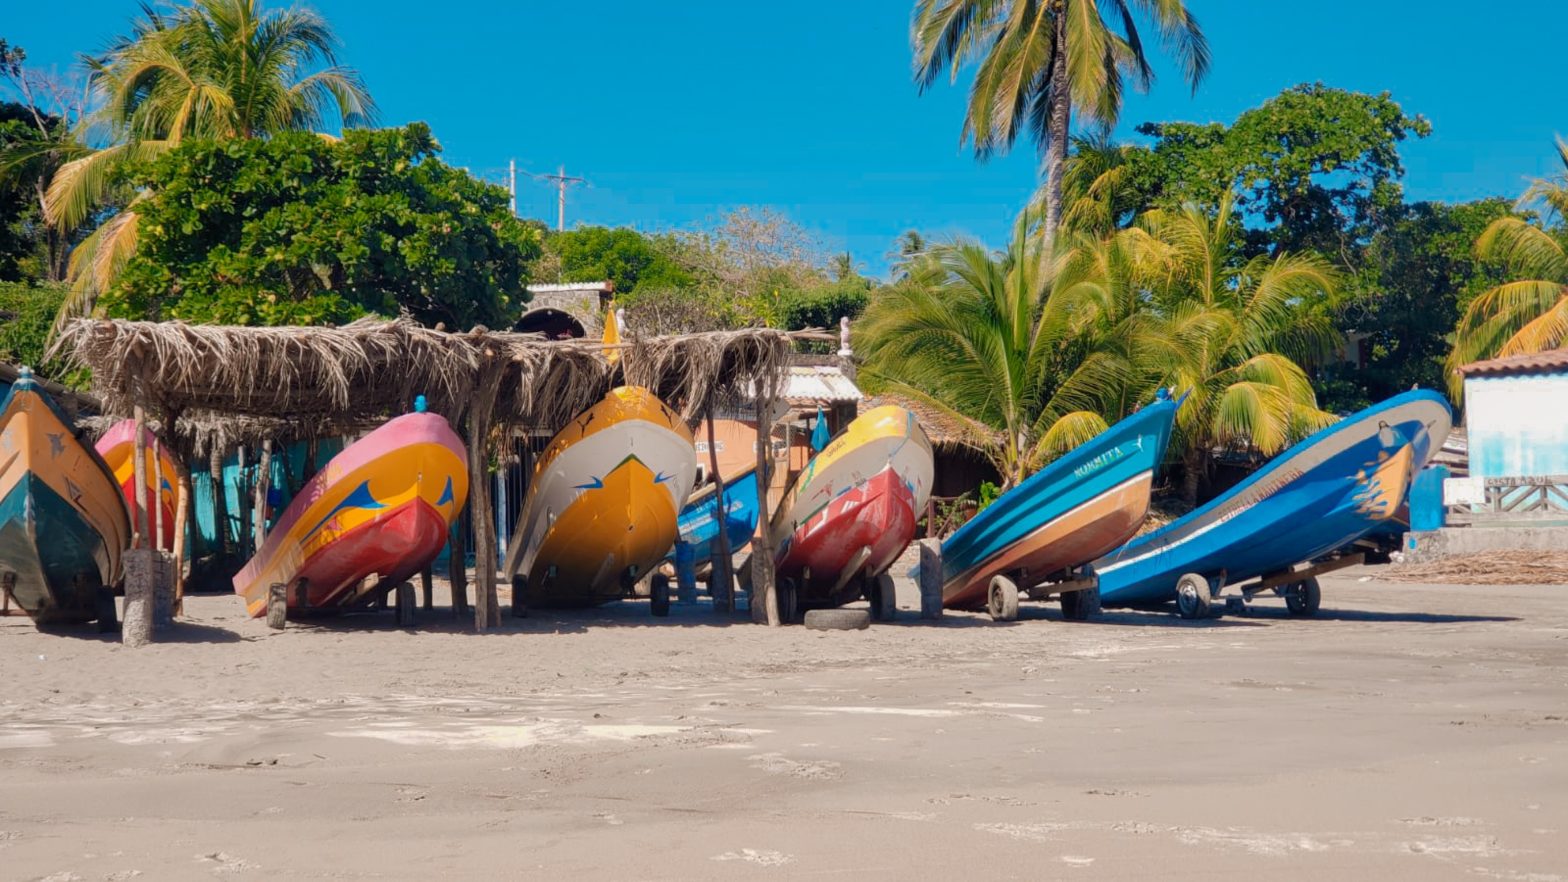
1060,586,1101,621
803,608,871,631
1284,576,1321,617
510,574,529,618
395,581,416,628
868,572,897,622
776,577,799,625
987,574,1020,622
1175,573,1212,620
650,573,670,617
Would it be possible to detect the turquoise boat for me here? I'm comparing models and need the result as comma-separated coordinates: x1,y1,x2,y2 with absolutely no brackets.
940,393,1181,620
0,369,131,627
669,464,760,567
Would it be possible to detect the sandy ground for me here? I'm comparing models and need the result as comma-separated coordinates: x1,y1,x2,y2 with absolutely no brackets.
2,564,1565,881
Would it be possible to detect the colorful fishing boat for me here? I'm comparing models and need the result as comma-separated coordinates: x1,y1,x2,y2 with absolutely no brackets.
95,420,179,550
231,409,468,617
1094,389,1453,619
771,405,933,622
940,392,1181,621
504,386,696,614
0,368,130,627
670,464,760,567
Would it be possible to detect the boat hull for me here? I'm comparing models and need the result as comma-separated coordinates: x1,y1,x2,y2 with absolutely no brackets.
940,398,1180,610
772,406,933,608
95,421,179,550
506,387,696,608
232,412,468,617
0,373,130,625
670,465,759,566
1095,390,1453,607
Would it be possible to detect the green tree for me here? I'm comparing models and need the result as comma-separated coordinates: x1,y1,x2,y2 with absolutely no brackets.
43,0,374,323
1449,140,1568,392
544,225,692,295
0,279,67,367
1,41,91,282
105,124,540,328
1132,196,1339,502
857,228,1163,487
912,0,1209,252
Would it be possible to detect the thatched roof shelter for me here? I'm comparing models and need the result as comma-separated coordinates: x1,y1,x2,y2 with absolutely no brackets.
50,315,800,631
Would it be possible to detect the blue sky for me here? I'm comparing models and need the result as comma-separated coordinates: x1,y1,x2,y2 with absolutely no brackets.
8,1,1567,277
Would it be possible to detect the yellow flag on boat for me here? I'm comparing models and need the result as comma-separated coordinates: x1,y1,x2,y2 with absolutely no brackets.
603,303,621,365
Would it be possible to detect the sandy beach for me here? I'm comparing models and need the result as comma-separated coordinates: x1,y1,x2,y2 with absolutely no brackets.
2,567,1565,881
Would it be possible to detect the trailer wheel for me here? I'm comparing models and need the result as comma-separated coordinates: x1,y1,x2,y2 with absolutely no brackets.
1060,586,1101,621
395,581,417,628
869,572,897,622
776,577,800,625
1175,573,1212,620
1284,577,1321,617
987,575,1020,622
650,573,671,617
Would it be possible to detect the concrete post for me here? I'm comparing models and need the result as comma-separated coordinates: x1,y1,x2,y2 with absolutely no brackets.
918,538,944,621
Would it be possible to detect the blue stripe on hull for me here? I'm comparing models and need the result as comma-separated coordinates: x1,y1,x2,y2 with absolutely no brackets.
670,469,761,564
940,397,1180,587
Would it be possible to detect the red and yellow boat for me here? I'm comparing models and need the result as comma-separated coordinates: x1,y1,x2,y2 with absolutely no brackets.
770,405,933,622
95,420,179,550
232,411,468,616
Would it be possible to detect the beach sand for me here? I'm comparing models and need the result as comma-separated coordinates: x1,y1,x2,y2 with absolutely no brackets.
2,565,1565,880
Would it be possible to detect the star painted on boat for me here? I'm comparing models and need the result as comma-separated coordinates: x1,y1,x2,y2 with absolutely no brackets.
46,432,64,457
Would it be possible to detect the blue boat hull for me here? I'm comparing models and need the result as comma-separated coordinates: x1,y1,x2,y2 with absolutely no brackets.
1095,390,1453,607
670,466,760,566
940,397,1181,608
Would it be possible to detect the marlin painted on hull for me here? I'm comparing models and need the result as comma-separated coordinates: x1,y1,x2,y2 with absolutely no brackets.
771,405,933,618
505,386,696,609
0,369,130,626
232,412,468,617
939,394,1181,613
1094,389,1453,616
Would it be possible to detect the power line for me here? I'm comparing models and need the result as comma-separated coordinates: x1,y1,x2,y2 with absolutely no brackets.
526,165,587,231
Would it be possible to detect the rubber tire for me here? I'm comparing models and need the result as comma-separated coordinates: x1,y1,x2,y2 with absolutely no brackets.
987,574,1020,622
395,581,416,628
1060,586,1101,621
510,574,529,618
1284,576,1321,617
869,572,897,622
1175,573,1212,620
650,573,670,617
803,608,871,631
776,577,800,625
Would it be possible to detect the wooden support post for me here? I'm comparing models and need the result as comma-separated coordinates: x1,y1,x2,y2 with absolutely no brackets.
152,439,165,551
303,438,318,483
237,444,250,558
171,467,191,617
420,566,434,611
130,404,150,549
449,515,469,616
253,439,272,551
467,351,505,631
750,392,780,626
917,538,944,620
209,447,230,558
705,411,734,612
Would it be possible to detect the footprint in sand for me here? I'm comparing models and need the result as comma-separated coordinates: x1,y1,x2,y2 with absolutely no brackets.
749,752,842,780
711,849,793,867
195,853,258,875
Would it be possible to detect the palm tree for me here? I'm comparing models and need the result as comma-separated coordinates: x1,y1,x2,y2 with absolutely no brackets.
46,0,374,326
856,224,1166,487
911,0,1208,254
1448,139,1568,395
1133,195,1340,503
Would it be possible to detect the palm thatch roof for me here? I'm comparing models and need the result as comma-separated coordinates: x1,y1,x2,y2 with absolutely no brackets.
50,316,797,440
863,391,1001,451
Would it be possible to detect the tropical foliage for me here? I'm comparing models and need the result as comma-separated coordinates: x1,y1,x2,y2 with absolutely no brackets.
104,124,540,327
42,0,375,326
911,0,1209,249
1449,140,1568,392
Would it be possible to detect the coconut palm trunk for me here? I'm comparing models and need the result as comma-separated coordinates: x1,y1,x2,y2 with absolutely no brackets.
1040,15,1072,256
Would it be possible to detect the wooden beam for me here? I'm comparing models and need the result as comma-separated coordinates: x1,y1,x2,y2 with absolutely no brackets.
130,402,150,548
253,439,272,551
705,410,734,612
750,393,780,626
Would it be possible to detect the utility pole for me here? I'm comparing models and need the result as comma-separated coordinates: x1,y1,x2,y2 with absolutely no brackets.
508,159,516,216
535,165,585,231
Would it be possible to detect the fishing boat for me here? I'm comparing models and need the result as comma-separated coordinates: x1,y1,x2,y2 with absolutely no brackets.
771,405,933,622
670,464,760,567
504,386,696,614
95,420,179,550
940,392,1182,621
1094,389,1453,619
231,409,468,617
0,368,130,627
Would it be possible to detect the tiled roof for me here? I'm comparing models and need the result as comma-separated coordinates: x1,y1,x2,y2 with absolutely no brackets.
1458,348,1568,378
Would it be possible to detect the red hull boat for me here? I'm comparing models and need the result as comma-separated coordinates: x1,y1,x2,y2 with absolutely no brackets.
775,467,918,611
289,498,452,610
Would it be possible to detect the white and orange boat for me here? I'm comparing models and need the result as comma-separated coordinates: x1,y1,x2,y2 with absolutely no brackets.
95,420,179,550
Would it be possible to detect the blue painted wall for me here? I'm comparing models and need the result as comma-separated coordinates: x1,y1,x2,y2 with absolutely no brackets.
1464,372,1568,479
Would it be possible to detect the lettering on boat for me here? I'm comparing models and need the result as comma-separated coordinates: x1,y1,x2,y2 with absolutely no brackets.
1073,445,1127,479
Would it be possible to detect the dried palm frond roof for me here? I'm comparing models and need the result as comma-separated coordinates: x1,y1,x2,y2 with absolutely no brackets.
863,391,1002,450
50,317,798,440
